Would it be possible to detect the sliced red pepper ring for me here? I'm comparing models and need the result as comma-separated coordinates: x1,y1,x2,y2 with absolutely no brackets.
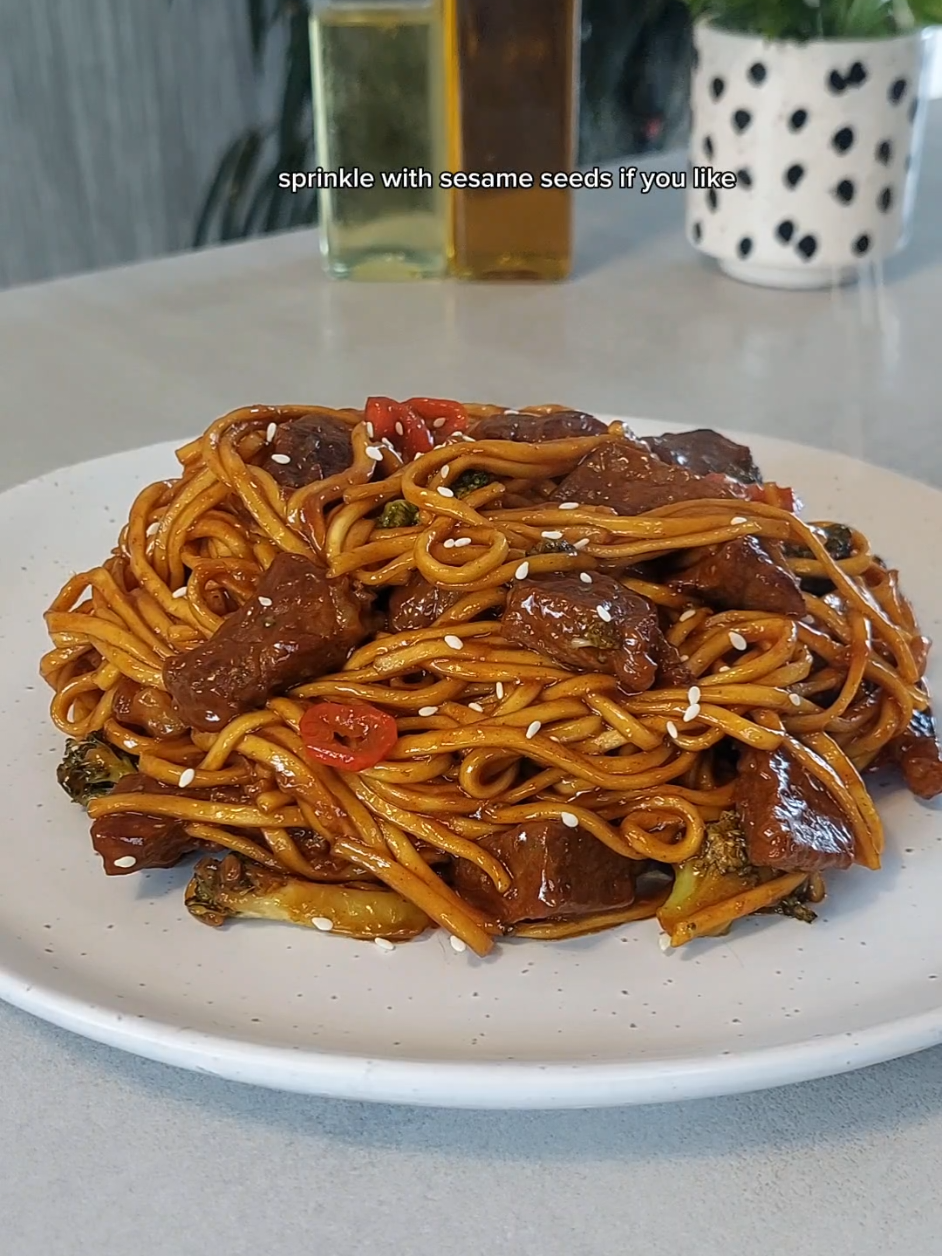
364,396,405,441
300,701,399,772
405,397,469,433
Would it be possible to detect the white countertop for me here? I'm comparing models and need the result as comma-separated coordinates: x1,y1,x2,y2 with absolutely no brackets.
2,107,941,1256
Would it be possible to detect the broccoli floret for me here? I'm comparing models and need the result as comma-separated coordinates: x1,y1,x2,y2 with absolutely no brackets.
529,538,578,557
657,810,759,937
452,469,494,498
785,522,854,562
185,854,431,940
767,894,818,924
57,735,137,808
376,499,420,529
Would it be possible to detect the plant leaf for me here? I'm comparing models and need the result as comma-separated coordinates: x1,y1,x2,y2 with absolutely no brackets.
277,6,313,160
193,133,254,247
220,129,265,241
247,0,270,69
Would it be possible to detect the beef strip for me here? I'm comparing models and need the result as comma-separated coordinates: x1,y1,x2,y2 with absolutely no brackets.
670,536,807,617
112,678,189,740
452,819,636,924
552,437,745,516
388,573,462,632
872,708,942,800
642,429,763,484
471,410,608,443
90,774,243,874
502,572,663,693
164,553,378,731
735,746,856,872
259,414,354,490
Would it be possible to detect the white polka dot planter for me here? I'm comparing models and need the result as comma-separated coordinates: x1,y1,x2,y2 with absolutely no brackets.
687,22,931,288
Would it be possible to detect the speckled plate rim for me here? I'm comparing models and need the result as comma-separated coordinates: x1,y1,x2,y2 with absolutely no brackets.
2,419,941,1110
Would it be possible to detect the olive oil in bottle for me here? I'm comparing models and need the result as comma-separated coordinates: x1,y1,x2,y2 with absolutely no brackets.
444,0,580,281
310,1,447,279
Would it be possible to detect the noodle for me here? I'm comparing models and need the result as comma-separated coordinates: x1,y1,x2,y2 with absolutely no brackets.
40,401,935,956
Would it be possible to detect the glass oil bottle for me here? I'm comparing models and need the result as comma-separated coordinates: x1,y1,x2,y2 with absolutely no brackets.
443,0,581,281
310,0,447,279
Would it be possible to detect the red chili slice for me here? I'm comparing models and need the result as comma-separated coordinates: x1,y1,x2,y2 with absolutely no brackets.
300,701,399,772
405,397,469,437
365,396,406,441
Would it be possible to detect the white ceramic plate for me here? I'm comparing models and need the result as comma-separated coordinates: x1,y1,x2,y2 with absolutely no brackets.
2,420,941,1109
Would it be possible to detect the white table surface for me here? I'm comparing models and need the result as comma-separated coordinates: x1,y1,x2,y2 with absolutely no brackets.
2,106,941,1256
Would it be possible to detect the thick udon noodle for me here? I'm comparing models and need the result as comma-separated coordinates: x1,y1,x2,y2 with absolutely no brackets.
40,404,929,955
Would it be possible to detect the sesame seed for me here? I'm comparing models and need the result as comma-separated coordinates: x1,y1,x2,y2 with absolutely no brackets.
113,855,137,869
559,502,579,510
683,703,701,723
445,635,463,650
179,768,196,787
515,561,530,579
687,686,701,705
258,596,273,607
270,453,291,465
561,812,578,828
146,521,160,537
374,937,395,951
171,586,187,599
453,537,472,548
730,516,747,525
729,631,748,651
433,417,447,429
443,538,456,549
666,721,679,739
680,654,689,661
496,682,504,699
789,693,802,707
468,702,484,713
413,451,423,461
580,572,592,584
571,638,593,648
574,538,590,551
658,932,673,953
679,608,696,622
365,446,383,462
418,706,439,717
718,664,731,672
266,421,277,442
526,720,541,739
542,530,563,540
440,464,451,478
313,917,334,932
395,422,404,436
450,935,468,953
365,421,374,437
437,487,455,498
597,605,612,622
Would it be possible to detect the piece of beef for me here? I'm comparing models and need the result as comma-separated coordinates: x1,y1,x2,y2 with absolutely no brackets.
112,678,189,740
164,553,377,731
471,410,608,443
259,414,354,490
502,572,663,693
452,819,636,924
552,437,744,516
642,429,763,484
89,774,242,874
872,708,942,800
388,573,462,632
670,536,807,617
735,746,856,872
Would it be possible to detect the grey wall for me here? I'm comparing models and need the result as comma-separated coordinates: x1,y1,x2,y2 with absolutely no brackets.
0,0,264,288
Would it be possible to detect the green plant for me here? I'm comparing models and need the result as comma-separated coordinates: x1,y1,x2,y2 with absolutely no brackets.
686,0,942,39
194,0,316,246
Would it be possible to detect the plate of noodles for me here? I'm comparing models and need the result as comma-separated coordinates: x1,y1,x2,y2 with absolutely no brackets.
2,398,941,1108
